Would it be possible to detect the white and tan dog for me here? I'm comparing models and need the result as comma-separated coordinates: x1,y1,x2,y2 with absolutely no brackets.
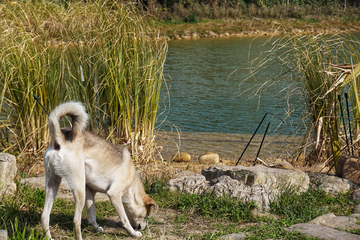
41,102,158,240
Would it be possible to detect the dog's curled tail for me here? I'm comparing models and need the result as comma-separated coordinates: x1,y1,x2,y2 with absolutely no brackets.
48,102,88,146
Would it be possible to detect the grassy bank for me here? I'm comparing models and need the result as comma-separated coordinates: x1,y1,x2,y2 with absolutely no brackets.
138,0,360,39
153,17,360,40
0,177,358,239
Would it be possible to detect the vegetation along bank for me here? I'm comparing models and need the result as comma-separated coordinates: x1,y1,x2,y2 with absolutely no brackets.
139,0,360,39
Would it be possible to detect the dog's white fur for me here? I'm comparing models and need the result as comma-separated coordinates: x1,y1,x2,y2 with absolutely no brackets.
41,102,158,240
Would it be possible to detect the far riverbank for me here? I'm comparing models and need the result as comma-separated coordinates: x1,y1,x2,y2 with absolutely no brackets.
152,18,360,40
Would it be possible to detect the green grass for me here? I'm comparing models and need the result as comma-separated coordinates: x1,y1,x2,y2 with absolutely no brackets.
1,177,359,239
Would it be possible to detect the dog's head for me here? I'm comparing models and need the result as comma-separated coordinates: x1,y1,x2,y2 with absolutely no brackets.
123,194,158,230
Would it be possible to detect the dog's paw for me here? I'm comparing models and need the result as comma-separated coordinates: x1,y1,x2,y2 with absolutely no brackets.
132,231,142,238
96,226,104,233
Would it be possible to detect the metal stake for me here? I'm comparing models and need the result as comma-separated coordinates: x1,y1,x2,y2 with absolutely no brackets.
33,94,49,116
338,95,350,154
255,122,270,162
236,112,285,166
344,92,354,155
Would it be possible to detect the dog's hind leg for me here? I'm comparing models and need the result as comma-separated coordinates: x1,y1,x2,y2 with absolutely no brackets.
85,186,103,233
41,174,61,240
69,175,86,240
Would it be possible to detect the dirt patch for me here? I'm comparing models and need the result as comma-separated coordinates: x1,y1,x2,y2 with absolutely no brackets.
48,208,256,239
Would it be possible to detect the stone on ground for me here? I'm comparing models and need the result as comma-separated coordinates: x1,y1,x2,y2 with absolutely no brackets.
309,212,360,231
336,155,360,185
172,152,191,162
199,152,220,164
286,223,360,240
0,153,17,197
308,172,354,195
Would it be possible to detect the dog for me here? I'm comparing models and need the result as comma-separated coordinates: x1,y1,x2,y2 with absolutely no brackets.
41,102,158,240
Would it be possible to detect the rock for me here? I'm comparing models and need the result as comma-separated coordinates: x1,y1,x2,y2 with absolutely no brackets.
309,212,360,231
0,230,7,240
172,152,191,162
208,175,279,209
354,204,360,214
308,172,354,194
20,176,109,201
285,223,360,240
219,233,246,240
208,31,218,37
199,152,220,164
336,155,360,185
192,32,200,39
342,156,360,185
352,188,360,201
350,213,360,219
336,154,350,176
201,165,309,192
0,153,17,197
272,160,296,170
165,174,208,194
308,163,328,173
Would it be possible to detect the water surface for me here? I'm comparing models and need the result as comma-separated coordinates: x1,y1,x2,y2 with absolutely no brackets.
155,36,303,160
157,36,301,136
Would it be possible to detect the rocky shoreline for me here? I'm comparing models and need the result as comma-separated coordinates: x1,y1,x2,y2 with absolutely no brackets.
157,18,360,41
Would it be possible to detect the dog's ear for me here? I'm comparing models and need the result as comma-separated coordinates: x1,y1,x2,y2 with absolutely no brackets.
144,196,158,216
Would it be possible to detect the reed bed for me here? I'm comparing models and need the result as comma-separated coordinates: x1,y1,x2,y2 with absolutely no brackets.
0,0,167,168
249,32,360,167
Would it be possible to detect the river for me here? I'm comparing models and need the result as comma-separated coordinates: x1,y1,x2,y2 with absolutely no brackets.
155,36,303,162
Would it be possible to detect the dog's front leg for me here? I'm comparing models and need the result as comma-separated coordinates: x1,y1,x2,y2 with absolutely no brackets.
107,191,142,237
85,186,103,233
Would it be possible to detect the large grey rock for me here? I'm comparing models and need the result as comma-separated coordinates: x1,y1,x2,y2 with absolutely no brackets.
309,212,360,231
201,165,309,192
0,153,17,197
308,172,354,195
165,174,209,194
208,175,279,209
286,223,360,240
20,176,109,201
165,173,279,208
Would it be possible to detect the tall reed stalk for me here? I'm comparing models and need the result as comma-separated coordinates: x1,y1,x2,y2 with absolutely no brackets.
0,2,68,156
249,32,360,166
0,0,167,166
64,1,167,164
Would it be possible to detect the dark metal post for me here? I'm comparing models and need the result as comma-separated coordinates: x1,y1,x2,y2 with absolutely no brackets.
33,94,49,116
235,113,268,165
338,95,350,154
344,92,354,155
255,122,270,162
